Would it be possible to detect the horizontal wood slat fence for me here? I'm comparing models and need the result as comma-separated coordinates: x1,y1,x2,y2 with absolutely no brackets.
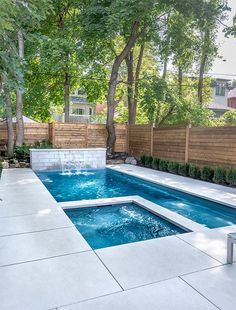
128,124,236,167
1,122,236,167
0,123,127,153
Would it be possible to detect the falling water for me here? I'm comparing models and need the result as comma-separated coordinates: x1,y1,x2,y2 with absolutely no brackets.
59,151,83,175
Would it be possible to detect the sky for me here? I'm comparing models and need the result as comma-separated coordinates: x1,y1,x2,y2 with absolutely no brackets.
211,0,236,79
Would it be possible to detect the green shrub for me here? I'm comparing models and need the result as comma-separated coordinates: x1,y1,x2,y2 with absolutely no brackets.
189,164,201,179
159,159,169,172
0,161,2,176
167,161,180,174
201,166,214,182
213,167,226,184
226,168,236,186
152,157,160,170
34,140,52,149
14,144,31,160
140,155,146,166
178,163,189,176
14,140,52,160
145,156,153,168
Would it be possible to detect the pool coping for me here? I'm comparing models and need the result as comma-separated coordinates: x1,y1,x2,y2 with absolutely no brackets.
107,164,236,209
59,196,208,233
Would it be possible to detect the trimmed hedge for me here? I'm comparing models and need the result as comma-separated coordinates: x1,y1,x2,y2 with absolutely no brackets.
159,159,169,172
226,168,236,186
201,166,214,182
178,163,189,176
152,157,160,170
189,164,201,179
145,156,153,168
140,155,146,166
213,167,226,184
168,161,179,174
138,155,236,187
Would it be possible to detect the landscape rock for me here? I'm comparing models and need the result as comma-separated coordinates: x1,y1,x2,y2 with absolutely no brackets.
125,157,137,165
2,161,9,169
19,162,30,168
106,159,125,165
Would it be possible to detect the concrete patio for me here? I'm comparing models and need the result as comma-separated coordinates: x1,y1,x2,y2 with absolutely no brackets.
1,166,236,309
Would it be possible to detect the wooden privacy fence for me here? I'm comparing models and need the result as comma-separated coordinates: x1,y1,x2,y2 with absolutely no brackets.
1,122,236,167
0,123,128,153
0,123,49,151
128,124,236,167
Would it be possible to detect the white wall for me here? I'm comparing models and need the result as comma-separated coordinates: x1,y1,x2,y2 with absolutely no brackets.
30,148,106,171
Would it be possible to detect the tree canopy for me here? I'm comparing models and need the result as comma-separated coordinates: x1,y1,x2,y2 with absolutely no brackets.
0,0,234,155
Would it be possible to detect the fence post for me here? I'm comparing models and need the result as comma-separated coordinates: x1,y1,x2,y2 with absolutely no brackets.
150,125,154,156
185,124,191,163
49,122,55,147
85,124,88,147
126,125,129,154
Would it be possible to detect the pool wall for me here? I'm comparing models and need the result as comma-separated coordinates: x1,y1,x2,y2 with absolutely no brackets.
30,148,106,171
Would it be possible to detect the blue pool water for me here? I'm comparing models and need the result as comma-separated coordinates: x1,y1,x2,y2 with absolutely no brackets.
65,203,185,249
37,168,236,228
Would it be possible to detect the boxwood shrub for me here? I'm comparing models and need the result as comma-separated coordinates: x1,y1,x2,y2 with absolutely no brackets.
137,154,235,187
159,159,169,172
152,157,160,170
145,156,153,168
226,168,236,186
201,166,214,182
213,167,226,184
167,161,180,174
178,163,189,176
189,164,201,179
140,155,146,166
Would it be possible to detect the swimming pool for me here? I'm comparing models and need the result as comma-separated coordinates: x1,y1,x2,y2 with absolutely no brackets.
37,168,236,229
65,203,185,249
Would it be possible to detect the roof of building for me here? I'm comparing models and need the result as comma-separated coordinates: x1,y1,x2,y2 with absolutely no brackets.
228,88,236,99
12,116,37,123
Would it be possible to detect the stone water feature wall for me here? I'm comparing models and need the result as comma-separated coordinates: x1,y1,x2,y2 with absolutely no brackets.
30,148,106,171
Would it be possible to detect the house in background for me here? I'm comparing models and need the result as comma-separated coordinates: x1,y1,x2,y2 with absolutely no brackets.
69,89,96,122
54,89,96,123
208,78,234,117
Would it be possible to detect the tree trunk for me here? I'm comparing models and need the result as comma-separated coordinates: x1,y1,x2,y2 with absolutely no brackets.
125,51,135,125
64,72,70,123
3,84,14,157
198,54,207,105
198,30,209,105
162,58,168,80
178,67,183,97
106,21,140,154
57,6,71,124
133,43,144,121
125,43,145,125
15,30,24,146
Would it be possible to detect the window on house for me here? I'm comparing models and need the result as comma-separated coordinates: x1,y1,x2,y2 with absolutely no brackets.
72,108,85,115
216,84,226,96
89,108,93,115
78,108,84,115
